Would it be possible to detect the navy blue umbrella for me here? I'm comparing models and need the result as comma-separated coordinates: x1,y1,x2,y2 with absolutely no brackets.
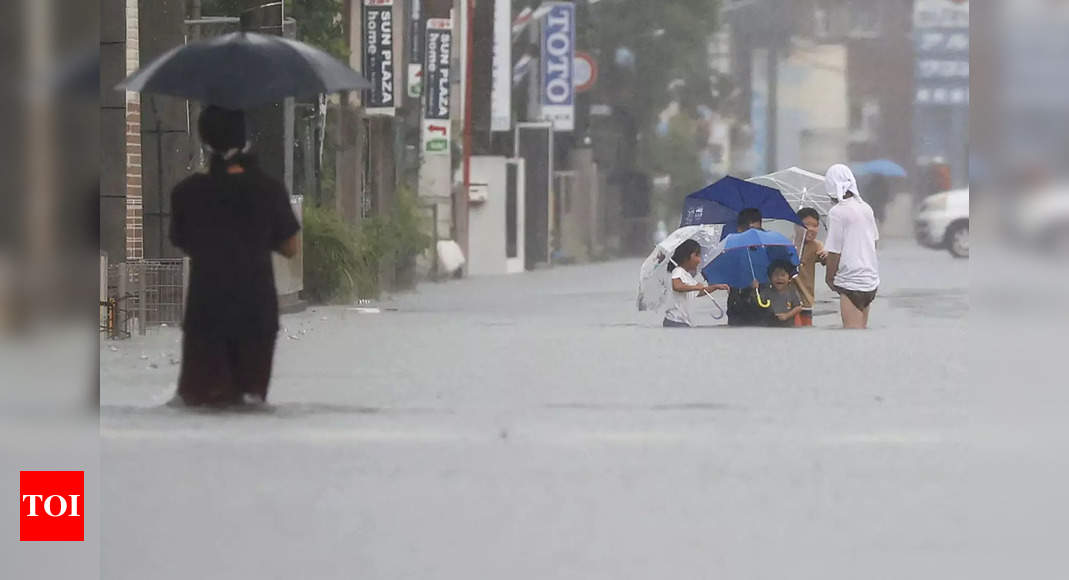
680,176,804,235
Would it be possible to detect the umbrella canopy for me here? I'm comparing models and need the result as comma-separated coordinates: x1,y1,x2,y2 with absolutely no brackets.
747,167,833,218
118,32,371,109
680,176,803,235
702,229,799,289
852,159,908,179
637,225,722,312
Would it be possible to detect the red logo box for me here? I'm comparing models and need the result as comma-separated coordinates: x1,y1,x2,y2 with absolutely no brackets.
20,471,84,542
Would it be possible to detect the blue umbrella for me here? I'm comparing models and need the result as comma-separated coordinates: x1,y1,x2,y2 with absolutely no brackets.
852,159,908,178
680,176,803,238
702,229,800,293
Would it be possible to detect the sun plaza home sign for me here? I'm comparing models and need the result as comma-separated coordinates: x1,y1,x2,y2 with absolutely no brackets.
422,17,452,155
364,0,395,114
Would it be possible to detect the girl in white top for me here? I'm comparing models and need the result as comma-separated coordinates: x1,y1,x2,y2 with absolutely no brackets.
663,239,730,327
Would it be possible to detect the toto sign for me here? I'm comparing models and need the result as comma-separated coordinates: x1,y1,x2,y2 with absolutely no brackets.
539,2,574,132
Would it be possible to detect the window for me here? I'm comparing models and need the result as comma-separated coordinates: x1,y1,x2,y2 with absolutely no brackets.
847,0,883,39
814,0,883,40
850,97,881,141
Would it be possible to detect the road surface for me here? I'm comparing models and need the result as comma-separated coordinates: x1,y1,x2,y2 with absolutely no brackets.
101,240,983,579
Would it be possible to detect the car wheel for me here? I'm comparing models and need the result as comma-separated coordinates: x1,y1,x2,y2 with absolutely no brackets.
946,221,969,258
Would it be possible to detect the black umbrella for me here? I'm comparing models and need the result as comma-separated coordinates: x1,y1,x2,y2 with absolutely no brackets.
117,32,371,109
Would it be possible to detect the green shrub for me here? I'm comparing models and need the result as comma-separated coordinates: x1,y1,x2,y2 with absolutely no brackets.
301,205,367,303
390,185,433,271
301,187,431,303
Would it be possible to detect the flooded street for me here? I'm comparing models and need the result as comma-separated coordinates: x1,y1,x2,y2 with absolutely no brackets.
100,240,981,579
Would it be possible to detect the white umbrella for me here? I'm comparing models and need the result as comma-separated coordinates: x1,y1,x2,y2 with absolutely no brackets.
637,225,723,312
747,167,833,217
748,167,832,258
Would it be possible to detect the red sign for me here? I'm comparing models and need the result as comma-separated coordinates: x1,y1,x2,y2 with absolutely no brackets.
20,471,84,541
574,51,598,93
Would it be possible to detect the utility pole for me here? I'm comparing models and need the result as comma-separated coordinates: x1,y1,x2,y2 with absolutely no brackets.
240,0,290,191
762,0,788,174
364,0,398,223
458,0,475,263
418,0,456,256
469,0,495,154
766,42,777,173
337,0,367,226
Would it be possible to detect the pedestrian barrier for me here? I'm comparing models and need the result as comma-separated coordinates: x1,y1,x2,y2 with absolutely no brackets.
102,259,189,339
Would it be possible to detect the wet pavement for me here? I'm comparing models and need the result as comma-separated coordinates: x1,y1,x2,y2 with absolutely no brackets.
101,240,978,579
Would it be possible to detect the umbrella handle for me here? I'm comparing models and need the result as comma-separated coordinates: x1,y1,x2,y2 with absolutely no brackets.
754,287,771,309
745,250,772,308
701,290,725,320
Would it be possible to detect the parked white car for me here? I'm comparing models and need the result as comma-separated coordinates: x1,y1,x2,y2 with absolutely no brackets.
915,188,969,258
1012,185,1069,256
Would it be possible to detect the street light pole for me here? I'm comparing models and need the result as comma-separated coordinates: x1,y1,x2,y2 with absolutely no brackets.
460,0,474,263
766,41,777,172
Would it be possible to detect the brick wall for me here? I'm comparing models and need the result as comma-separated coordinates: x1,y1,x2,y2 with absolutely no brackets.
125,0,143,261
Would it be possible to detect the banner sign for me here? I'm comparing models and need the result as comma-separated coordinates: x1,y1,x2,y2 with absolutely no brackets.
491,0,512,131
363,0,395,115
407,0,423,98
538,2,574,132
422,18,452,155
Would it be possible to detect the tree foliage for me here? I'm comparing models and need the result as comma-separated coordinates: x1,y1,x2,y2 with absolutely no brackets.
198,0,346,59
578,0,720,124
644,114,706,222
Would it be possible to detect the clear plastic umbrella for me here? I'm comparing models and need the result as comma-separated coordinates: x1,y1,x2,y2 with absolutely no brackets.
637,225,724,312
747,167,833,217
747,167,832,258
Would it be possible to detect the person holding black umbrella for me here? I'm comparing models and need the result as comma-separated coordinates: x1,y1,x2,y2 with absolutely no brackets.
116,31,370,405
168,106,300,407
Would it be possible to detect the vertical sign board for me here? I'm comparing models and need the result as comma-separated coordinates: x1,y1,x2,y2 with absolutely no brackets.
491,0,513,132
423,18,453,155
538,2,574,132
913,0,969,107
364,0,396,115
506,161,518,259
516,123,553,269
407,0,423,98
913,0,969,185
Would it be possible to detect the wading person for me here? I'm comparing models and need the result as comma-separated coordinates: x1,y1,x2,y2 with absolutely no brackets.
726,208,766,327
663,239,729,328
793,207,826,326
764,261,803,328
169,106,300,407
823,164,880,329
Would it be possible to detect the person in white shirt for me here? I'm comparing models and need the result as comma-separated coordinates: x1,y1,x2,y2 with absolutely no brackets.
823,164,881,329
663,239,730,327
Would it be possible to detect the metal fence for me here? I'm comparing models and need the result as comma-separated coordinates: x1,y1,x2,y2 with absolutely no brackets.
102,259,189,339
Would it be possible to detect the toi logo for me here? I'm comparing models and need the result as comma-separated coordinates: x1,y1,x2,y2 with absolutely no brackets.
20,471,84,541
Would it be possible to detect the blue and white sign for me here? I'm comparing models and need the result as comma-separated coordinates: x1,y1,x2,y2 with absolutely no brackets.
539,2,574,132
913,0,969,107
913,0,969,188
